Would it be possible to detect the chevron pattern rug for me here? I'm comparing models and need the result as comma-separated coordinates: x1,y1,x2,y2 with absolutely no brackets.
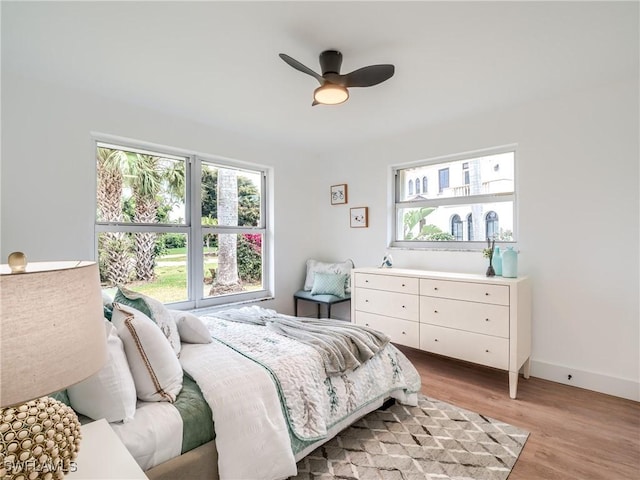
292,395,529,480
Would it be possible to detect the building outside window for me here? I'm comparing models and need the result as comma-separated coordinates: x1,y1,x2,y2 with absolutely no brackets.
393,147,515,247
485,211,499,240
438,168,449,193
451,214,463,241
462,162,470,185
95,137,270,308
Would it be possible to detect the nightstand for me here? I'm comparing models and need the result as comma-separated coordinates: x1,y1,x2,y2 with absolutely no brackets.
68,418,148,479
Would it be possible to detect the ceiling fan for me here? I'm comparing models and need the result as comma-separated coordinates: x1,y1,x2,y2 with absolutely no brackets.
279,50,395,106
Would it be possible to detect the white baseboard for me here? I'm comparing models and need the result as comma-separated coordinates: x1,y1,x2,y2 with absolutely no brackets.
530,360,639,402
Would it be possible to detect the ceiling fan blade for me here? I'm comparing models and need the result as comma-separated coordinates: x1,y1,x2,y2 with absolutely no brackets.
340,64,395,87
279,53,323,84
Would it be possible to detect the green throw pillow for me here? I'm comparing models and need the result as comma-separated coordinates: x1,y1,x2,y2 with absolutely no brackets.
114,286,153,319
311,272,347,298
113,286,181,356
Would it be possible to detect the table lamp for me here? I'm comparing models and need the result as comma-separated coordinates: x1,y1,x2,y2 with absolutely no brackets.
0,253,107,479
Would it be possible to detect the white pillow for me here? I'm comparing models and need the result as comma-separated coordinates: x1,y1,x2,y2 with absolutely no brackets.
169,310,213,344
111,303,183,403
304,259,354,293
67,320,137,423
114,286,181,357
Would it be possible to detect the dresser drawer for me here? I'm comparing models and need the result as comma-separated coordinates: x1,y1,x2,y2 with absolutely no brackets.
420,297,509,338
354,273,419,294
420,279,509,306
355,311,419,349
419,324,509,370
355,289,418,321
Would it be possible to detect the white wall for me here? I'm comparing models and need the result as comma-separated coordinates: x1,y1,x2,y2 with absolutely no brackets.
0,72,319,316
2,70,638,401
311,76,639,401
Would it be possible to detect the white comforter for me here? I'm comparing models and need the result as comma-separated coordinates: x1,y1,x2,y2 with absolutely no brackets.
181,307,421,480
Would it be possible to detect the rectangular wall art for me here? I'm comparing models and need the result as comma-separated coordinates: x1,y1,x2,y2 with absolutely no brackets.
350,207,368,228
331,184,348,205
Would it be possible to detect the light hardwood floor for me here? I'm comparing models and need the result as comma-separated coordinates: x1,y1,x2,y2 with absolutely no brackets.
397,346,640,480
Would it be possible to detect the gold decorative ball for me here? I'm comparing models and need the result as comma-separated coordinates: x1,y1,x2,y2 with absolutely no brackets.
7,252,27,274
0,397,81,479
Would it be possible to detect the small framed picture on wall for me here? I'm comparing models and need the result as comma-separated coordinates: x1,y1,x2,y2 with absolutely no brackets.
331,184,348,205
350,207,368,228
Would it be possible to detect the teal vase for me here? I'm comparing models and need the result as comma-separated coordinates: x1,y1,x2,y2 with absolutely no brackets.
502,247,518,278
492,247,502,276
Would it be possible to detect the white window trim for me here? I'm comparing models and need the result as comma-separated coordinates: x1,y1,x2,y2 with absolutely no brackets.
388,144,518,251
92,132,273,309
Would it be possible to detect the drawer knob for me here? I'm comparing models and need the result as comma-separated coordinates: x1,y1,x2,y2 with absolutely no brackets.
365,280,369,283
401,283,406,287
485,349,490,353
434,310,438,313
365,323,369,327
365,300,369,303
401,331,406,335
402,305,406,309
485,318,490,322
434,287,438,291
434,339,438,342
485,292,490,296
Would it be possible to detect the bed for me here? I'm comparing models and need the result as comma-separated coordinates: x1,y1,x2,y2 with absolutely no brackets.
74,294,422,480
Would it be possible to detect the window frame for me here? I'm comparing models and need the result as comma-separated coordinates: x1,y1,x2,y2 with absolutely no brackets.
93,134,272,309
390,145,518,251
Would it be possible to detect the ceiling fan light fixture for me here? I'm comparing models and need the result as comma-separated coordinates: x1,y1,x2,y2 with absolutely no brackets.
313,84,349,105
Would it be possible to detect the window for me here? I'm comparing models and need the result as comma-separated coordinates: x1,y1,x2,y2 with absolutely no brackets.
95,138,269,308
422,176,428,194
438,168,449,193
485,211,499,240
408,179,414,196
415,177,421,194
393,147,515,247
451,215,463,241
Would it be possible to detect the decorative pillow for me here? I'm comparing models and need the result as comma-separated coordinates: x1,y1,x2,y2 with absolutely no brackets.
67,320,137,423
169,310,213,344
304,259,353,293
111,303,183,403
311,272,348,298
114,286,181,356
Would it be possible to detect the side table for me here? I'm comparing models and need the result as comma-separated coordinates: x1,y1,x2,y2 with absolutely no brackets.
68,418,148,479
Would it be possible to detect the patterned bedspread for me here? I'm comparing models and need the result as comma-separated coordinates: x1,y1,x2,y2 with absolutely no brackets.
202,306,421,441
180,306,421,479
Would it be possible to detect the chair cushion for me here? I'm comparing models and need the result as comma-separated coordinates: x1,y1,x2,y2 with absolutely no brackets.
311,272,348,298
294,289,350,304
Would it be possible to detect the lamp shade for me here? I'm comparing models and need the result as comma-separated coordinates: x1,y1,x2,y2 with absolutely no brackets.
0,260,107,407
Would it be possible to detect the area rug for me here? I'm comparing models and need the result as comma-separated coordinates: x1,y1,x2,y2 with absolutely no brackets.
292,395,529,480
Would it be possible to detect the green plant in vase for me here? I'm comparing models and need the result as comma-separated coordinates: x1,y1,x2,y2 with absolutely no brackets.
483,238,496,277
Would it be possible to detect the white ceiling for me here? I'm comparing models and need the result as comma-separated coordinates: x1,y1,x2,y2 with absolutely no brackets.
2,1,638,153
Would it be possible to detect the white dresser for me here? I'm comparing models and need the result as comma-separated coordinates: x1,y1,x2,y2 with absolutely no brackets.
351,267,531,398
